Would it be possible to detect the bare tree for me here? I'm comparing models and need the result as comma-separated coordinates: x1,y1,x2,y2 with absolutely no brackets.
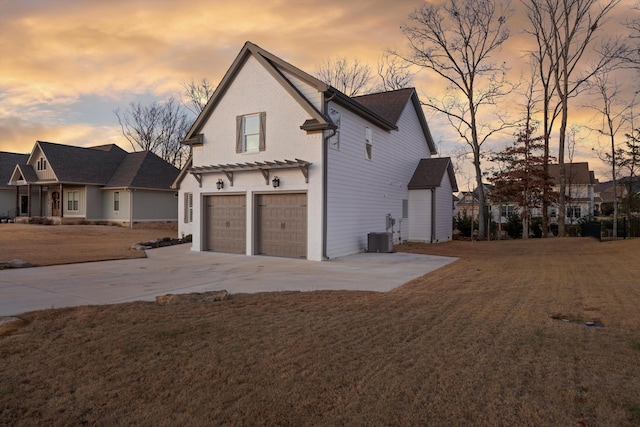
523,0,623,236
315,56,372,96
182,78,216,116
375,52,415,92
398,0,516,240
522,3,563,237
587,71,632,237
115,96,191,168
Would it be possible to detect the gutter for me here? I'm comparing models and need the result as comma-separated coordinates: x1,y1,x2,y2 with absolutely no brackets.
322,92,337,260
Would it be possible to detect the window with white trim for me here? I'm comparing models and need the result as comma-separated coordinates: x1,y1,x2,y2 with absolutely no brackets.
236,112,266,153
566,206,581,219
402,199,409,219
501,205,516,218
67,191,79,211
114,191,120,212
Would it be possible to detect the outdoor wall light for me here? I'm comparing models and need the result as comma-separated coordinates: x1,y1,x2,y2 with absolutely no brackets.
216,179,224,190
272,176,280,188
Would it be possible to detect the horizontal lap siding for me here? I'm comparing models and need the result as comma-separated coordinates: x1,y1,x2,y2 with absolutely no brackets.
435,174,453,242
408,189,432,242
326,101,432,258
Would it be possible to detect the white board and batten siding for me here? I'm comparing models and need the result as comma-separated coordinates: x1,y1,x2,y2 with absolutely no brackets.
325,99,432,259
189,55,324,260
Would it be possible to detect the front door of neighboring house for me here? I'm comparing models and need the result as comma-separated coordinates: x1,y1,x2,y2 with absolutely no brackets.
51,191,60,216
20,195,28,216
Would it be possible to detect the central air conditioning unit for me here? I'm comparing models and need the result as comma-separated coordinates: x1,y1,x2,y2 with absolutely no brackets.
368,232,394,253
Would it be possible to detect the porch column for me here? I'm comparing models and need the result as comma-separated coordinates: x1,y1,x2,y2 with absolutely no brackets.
60,184,64,218
15,185,19,218
39,186,43,216
27,184,32,217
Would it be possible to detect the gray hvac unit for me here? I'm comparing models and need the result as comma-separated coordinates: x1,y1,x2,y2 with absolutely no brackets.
368,232,394,253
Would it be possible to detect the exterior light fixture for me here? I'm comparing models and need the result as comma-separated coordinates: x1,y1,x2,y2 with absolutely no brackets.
216,179,224,190
272,176,280,188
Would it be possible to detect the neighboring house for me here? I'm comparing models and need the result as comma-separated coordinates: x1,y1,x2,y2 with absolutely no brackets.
547,162,600,224
0,151,30,219
455,185,493,220
172,41,457,261
484,162,600,226
7,141,179,225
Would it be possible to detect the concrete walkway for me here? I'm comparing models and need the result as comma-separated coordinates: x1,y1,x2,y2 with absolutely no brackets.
0,245,457,316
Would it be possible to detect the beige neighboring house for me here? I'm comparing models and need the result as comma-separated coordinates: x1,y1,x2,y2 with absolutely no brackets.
546,162,600,225
173,41,457,260
7,141,179,225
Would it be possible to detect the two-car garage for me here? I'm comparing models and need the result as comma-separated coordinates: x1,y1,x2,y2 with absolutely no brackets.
204,193,307,259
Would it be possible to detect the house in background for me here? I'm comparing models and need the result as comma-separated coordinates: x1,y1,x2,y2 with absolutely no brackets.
173,42,457,261
546,162,600,224
7,141,179,226
483,162,601,229
0,151,30,219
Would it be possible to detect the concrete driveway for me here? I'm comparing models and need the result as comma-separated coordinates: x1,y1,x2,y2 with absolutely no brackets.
0,245,457,316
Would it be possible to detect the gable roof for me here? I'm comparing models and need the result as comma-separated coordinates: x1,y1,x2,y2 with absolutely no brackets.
183,42,439,149
105,151,180,190
354,88,437,154
7,141,178,190
0,152,28,189
32,141,128,184
408,157,458,192
548,162,595,186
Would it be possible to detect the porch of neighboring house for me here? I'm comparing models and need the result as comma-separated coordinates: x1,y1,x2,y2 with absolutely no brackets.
12,183,64,224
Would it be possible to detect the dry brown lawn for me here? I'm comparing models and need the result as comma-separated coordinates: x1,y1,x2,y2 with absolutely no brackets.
1,235,640,426
0,223,177,266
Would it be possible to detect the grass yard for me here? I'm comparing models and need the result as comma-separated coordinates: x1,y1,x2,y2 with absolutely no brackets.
1,236,640,425
0,223,177,266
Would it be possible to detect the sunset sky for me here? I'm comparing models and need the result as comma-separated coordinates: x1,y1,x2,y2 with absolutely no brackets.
1,0,638,184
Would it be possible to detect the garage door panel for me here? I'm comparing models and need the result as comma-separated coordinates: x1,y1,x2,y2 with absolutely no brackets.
256,193,307,259
206,195,246,254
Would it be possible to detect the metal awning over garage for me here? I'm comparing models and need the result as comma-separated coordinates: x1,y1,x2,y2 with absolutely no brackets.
190,159,311,187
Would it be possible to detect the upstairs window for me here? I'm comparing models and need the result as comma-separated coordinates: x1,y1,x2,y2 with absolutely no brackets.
236,112,266,153
365,127,373,160
36,157,47,171
114,191,120,212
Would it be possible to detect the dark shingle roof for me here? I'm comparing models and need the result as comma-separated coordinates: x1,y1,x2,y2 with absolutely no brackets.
352,88,414,125
548,162,594,185
105,151,179,190
37,141,128,184
0,152,28,189
408,157,458,192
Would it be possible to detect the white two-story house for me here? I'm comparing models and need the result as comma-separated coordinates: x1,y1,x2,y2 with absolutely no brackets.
173,42,457,260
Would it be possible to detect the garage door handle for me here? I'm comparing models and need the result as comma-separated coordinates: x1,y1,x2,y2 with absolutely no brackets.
226,221,230,228
281,222,285,230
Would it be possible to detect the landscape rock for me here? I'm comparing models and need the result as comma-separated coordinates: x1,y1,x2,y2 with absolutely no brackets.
155,290,230,305
0,259,35,269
